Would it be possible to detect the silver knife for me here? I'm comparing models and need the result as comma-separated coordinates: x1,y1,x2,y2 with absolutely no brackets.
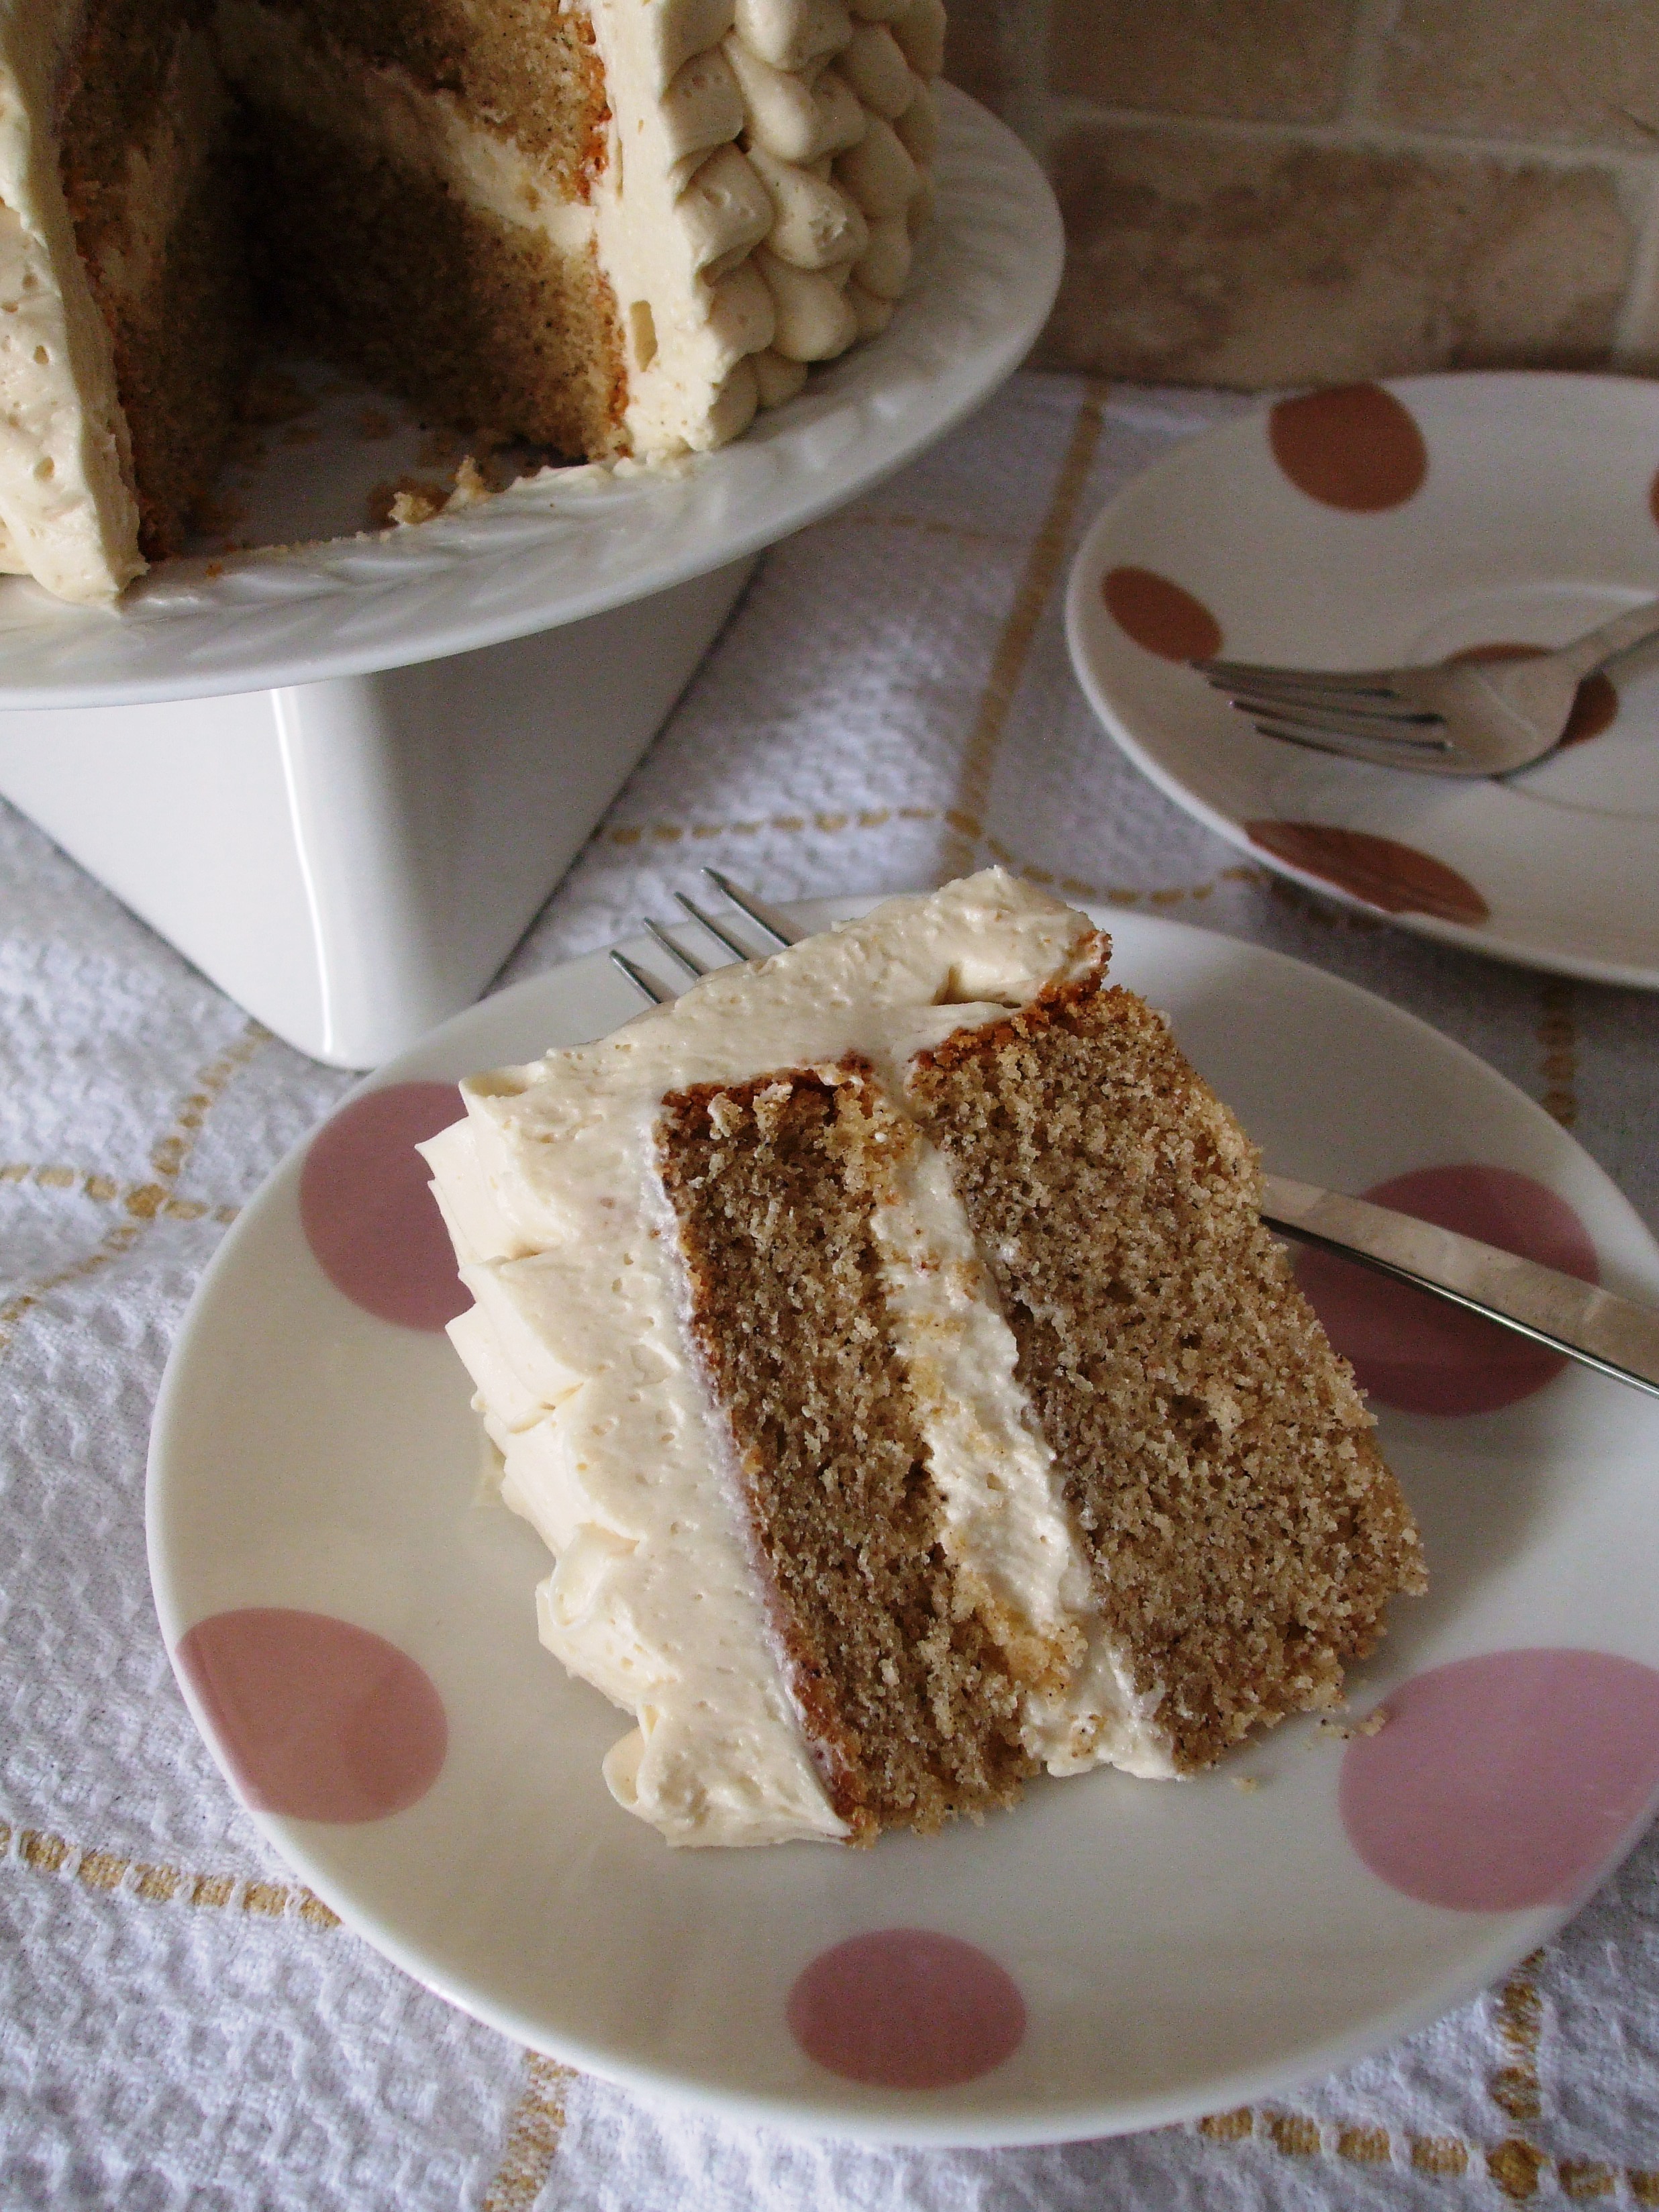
1264,1173,1659,1401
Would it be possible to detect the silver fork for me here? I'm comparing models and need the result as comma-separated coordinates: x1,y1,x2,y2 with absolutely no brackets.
1195,593,1659,776
608,867,801,1004
607,869,1659,1397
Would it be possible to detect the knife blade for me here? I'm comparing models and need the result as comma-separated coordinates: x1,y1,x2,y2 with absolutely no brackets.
1262,1172,1659,1401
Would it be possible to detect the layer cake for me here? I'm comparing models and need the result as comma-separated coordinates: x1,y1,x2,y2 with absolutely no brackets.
422,873,1426,1848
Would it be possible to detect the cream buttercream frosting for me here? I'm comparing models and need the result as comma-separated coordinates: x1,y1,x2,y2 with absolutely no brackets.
586,0,942,453
422,872,1178,1850
0,0,144,603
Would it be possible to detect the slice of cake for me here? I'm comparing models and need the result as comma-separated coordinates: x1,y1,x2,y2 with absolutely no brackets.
422,872,1425,1848
0,0,943,603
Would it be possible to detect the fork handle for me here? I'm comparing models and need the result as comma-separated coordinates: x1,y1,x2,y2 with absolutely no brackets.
1555,593,1659,681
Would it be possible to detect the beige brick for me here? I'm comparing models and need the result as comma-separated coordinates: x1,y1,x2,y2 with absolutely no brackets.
1374,0,1659,152
1051,0,1356,123
1040,123,1631,386
943,0,1009,114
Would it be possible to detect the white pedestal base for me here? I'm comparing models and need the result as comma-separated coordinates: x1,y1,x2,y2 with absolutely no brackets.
0,558,752,1067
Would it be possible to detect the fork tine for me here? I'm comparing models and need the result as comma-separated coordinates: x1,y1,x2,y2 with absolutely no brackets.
1221,695,1450,747
1250,719,1419,766
610,949,668,1003
674,891,755,961
644,917,710,978
1195,656,1402,700
1250,716,1454,768
701,867,801,948
615,878,798,1009
1201,670,1440,722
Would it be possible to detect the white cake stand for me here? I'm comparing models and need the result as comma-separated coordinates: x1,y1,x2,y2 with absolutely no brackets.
0,89,1062,1066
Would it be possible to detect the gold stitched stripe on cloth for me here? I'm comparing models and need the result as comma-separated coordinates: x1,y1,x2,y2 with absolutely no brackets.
5,1821,338,1929
483,2052,574,2211
940,379,1109,878
0,1162,240,1225
1539,978,1579,1128
0,1018,268,1354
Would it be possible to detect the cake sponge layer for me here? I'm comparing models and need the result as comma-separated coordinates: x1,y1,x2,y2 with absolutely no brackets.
907,977,1428,1772
238,100,624,458
657,1064,1034,1843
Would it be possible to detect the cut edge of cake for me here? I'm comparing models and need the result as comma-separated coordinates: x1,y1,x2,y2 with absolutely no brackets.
421,872,1426,1848
0,3,147,602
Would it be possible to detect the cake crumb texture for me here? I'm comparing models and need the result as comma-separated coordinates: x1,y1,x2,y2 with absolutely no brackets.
657,1066,1036,1842
240,102,625,460
58,0,254,555
908,978,1426,1772
250,0,609,189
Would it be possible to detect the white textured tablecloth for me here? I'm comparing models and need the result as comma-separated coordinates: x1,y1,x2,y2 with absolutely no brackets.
5,372,1659,2209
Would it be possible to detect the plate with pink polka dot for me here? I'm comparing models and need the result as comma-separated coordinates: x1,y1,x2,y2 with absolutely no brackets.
1067,372,1659,991
148,899,1659,2144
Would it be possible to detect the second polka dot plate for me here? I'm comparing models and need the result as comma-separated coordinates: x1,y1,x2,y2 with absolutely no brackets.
148,902,1659,2144
1068,372,1659,990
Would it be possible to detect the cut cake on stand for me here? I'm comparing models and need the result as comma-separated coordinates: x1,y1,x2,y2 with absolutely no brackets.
0,0,944,601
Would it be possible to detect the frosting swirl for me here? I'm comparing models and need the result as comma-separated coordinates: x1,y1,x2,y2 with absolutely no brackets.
588,0,943,454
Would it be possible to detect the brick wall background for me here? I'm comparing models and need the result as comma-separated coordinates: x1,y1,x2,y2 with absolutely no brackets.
944,0,1659,385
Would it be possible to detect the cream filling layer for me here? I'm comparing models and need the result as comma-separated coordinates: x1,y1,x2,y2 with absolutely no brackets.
423,874,1180,1848
0,0,143,601
215,1,598,253
873,1134,1176,1780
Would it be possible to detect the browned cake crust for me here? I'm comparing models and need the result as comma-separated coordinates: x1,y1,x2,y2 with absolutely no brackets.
58,0,252,555
657,1066,1035,1843
907,972,1427,1772
239,97,626,460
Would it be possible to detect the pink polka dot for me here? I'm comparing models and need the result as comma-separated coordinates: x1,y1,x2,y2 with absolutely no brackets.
1293,1164,1598,1415
1341,1650,1659,1910
177,1609,448,1822
299,1082,466,1330
787,1929,1025,2089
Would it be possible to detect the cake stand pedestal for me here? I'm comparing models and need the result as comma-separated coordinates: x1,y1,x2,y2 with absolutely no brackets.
0,90,1060,1067
0,561,751,1066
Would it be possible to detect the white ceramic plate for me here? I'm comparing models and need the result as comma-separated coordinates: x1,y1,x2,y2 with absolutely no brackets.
148,901,1659,2146
0,88,1057,709
1066,373,1659,989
